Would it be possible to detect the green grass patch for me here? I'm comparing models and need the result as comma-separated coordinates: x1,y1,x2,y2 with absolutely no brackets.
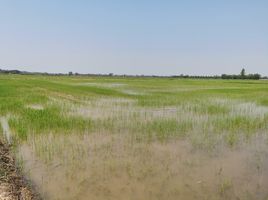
9,106,92,140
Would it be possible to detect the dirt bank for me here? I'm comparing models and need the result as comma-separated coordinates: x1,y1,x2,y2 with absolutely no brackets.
0,140,38,200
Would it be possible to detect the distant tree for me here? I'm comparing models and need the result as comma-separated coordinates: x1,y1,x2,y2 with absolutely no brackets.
108,73,113,76
248,73,261,80
68,71,73,76
240,68,246,78
221,74,229,79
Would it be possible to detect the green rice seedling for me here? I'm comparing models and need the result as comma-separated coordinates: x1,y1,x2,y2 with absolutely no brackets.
145,118,193,141
9,105,92,140
219,178,233,196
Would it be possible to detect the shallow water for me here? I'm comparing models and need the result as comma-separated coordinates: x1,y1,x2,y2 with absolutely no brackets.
17,133,268,200
0,117,12,144
26,104,44,110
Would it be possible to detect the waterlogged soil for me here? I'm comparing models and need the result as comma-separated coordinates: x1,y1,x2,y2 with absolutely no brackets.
17,133,268,200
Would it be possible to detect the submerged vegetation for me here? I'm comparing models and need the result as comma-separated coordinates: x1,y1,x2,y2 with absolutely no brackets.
1,74,268,199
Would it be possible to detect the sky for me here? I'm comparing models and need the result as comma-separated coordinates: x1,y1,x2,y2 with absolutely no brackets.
0,0,267,76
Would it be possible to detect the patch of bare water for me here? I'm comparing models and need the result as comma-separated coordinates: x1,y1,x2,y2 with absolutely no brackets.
26,104,44,110
17,133,268,200
120,89,145,95
212,98,268,117
68,98,136,119
74,82,126,88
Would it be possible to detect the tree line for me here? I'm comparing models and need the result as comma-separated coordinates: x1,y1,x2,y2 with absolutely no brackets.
0,68,264,80
221,69,261,80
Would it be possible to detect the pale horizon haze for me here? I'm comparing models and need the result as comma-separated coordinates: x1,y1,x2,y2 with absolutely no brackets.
0,0,267,76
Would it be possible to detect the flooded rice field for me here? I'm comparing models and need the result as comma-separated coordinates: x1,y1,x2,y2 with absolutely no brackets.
1,76,268,199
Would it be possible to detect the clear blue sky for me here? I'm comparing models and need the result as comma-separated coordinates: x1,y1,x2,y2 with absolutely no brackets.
0,0,267,75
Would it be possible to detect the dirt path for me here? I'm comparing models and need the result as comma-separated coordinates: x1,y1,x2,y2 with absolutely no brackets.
0,140,38,199
0,115,39,200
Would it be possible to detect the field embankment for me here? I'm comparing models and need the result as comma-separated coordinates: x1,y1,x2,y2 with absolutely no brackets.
0,139,36,200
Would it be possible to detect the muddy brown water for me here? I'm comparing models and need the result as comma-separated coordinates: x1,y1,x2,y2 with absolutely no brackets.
16,133,268,200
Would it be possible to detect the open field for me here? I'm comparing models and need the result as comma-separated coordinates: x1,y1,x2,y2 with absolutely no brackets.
1,74,268,199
